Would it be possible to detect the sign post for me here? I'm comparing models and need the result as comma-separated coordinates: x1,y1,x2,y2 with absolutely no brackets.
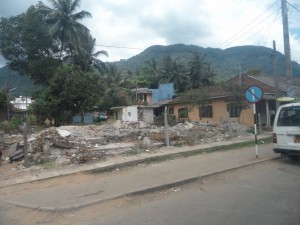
245,86,264,158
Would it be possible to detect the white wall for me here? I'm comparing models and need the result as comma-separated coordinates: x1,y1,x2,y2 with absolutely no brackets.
141,108,154,124
122,106,138,122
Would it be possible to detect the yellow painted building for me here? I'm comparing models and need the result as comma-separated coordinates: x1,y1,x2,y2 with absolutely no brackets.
166,74,290,127
168,98,254,127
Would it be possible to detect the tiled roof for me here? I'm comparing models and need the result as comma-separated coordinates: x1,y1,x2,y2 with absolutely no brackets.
168,74,293,104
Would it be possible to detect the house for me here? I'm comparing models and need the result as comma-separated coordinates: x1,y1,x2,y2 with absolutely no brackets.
4,96,34,121
166,74,295,127
111,83,175,123
10,96,34,110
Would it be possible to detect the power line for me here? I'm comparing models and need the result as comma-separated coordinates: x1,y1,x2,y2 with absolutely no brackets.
95,44,145,50
287,1,300,12
220,0,279,49
240,7,282,46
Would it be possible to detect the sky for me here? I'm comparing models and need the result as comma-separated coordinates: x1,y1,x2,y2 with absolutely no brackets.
0,0,300,68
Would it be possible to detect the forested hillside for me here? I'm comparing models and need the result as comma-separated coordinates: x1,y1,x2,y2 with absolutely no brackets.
0,66,38,96
1,44,300,96
115,44,300,79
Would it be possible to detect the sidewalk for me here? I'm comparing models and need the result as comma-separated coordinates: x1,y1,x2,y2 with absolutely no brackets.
0,134,279,211
0,133,272,188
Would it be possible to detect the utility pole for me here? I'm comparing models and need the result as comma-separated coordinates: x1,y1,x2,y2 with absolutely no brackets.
281,0,293,96
164,106,170,147
273,40,280,110
6,81,9,121
238,63,242,86
23,94,29,168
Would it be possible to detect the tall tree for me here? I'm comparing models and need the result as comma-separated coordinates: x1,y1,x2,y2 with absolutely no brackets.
202,63,216,86
97,63,132,111
143,57,159,88
31,65,104,124
72,33,108,72
159,56,174,83
158,56,188,93
104,63,124,86
0,90,8,111
188,53,216,89
171,61,188,93
46,0,92,60
188,53,207,89
0,3,61,86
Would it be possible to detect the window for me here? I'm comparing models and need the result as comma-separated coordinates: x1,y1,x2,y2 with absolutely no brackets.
178,108,188,118
200,105,213,118
277,106,300,126
168,107,174,114
227,104,242,117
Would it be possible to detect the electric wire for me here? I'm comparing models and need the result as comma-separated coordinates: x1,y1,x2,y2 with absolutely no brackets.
95,44,145,50
219,0,279,49
287,1,300,12
240,7,282,46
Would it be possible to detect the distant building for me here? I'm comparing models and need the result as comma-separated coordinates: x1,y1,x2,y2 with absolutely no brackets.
111,83,175,123
10,96,33,111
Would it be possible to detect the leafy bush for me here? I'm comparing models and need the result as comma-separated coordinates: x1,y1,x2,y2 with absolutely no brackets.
9,117,22,130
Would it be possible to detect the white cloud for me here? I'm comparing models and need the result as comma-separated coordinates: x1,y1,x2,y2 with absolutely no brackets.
0,0,300,65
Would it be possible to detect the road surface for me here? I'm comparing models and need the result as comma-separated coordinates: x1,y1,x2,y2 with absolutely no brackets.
0,157,299,225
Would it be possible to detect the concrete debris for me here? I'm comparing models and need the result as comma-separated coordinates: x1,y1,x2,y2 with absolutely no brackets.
56,129,71,137
0,120,253,166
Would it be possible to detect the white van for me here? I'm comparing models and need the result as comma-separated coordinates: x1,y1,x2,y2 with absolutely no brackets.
273,102,300,158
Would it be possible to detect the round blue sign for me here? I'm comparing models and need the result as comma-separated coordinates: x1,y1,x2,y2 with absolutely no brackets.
244,86,263,103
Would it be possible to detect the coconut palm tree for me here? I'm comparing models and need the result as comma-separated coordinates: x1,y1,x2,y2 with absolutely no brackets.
46,0,92,60
73,33,108,72
143,57,159,88
188,53,208,89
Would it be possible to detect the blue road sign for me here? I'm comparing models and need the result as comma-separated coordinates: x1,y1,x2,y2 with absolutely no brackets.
245,85,263,103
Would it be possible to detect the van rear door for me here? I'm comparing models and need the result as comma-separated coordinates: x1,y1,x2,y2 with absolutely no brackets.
273,104,300,151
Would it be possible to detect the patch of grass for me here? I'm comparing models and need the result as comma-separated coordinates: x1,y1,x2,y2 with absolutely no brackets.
39,160,57,170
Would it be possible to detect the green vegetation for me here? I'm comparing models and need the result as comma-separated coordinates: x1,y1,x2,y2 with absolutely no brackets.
0,117,22,132
116,44,300,80
0,0,110,125
38,160,57,170
0,90,7,110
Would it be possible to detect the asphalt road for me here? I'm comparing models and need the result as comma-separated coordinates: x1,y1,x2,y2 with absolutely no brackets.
86,158,300,225
0,157,299,225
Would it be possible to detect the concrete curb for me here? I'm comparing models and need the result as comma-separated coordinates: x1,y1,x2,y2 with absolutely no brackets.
8,156,280,212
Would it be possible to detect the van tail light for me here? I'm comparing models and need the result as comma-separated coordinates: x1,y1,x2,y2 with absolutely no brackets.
272,133,277,143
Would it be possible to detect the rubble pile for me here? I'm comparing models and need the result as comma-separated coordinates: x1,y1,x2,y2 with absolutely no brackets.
166,121,251,145
0,120,252,166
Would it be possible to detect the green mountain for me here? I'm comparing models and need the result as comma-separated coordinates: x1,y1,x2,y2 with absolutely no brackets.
115,44,300,79
0,66,39,96
1,44,300,93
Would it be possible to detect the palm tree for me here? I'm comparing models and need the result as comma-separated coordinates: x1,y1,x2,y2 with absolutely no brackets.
143,57,159,88
46,0,92,60
171,61,188,93
73,33,108,72
159,56,174,83
203,63,216,86
104,63,124,86
188,53,208,89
